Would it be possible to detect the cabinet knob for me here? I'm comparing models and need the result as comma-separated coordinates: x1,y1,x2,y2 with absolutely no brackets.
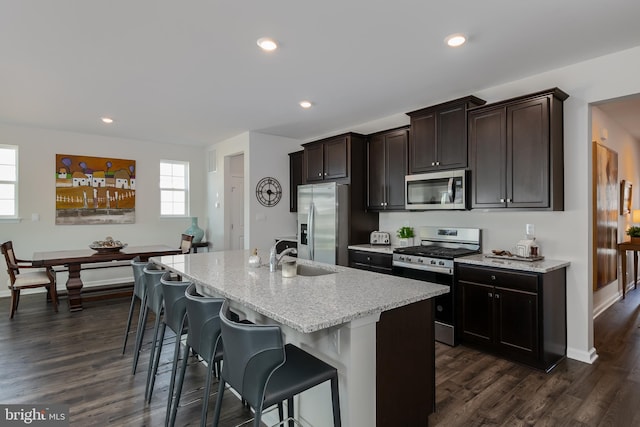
380,203,384,206
500,198,505,203
367,256,371,261
431,162,435,166
436,161,440,166
488,292,493,298
507,198,512,203
384,202,387,206
318,172,322,177
491,275,496,280
495,293,500,299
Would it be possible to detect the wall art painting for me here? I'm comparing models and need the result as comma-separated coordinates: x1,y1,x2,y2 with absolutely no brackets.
620,179,632,215
55,154,136,225
592,142,618,291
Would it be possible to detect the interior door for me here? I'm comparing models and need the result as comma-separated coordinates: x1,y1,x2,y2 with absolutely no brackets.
229,175,244,250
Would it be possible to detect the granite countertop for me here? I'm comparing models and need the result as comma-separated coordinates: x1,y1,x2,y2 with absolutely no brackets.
150,249,448,333
348,244,397,254
455,253,570,273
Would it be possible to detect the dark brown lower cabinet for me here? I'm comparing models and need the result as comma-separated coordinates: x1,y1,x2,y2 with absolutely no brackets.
348,249,393,274
457,264,566,372
377,298,434,426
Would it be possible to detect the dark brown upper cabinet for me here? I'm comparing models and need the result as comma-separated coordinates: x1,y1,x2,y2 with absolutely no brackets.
302,132,378,244
468,88,568,210
304,134,349,182
406,96,485,174
367,127,408,211
288,150,304,212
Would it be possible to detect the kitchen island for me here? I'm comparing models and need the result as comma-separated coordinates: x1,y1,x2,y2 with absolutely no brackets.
151,249,449,427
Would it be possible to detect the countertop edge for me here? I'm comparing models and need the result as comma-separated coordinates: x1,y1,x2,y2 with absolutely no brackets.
455,254,570,273
348,244,396,254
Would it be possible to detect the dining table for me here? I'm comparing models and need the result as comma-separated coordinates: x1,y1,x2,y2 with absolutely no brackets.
32,245,181,311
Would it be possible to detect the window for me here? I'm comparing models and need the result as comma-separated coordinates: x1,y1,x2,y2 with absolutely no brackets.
160,160,189,216
0,145,17,217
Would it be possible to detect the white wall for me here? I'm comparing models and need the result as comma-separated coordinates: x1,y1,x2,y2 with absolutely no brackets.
206,132,249,251
202,46,640,364
591,106,640,315
374,45,640,364
206,131,302,252
0,123,207,296
247,132,302,249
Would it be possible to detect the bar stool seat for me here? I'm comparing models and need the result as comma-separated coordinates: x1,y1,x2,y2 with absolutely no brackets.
213,300,341,427
145,271,190,404
122,256,147,354
168,283,224,427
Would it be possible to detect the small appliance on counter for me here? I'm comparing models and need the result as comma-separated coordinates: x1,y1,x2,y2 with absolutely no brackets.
370,231,391,245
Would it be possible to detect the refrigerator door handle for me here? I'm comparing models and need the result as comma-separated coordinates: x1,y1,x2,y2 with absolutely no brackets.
308,201,315,261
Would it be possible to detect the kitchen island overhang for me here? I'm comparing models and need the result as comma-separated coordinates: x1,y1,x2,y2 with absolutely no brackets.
151,250,448,427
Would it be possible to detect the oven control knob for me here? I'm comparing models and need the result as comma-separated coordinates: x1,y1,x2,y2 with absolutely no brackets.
438,261,445,266
406,256,412,262
430,260,436,265
418,259,424,263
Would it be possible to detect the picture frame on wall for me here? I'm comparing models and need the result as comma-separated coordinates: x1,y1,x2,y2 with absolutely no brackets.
620,179,632,215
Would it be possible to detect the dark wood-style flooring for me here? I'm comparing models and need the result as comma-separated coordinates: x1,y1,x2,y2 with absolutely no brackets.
1,288,640,426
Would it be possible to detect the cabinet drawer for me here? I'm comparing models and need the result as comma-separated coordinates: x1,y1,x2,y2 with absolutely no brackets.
349,250,392,268
457,265,538,293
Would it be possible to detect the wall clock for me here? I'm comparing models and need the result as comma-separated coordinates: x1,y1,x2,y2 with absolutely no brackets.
255,177,282,207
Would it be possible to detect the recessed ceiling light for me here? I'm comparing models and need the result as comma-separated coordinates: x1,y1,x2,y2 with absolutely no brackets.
444,33,467,47
101,117,114,124
299,100,312,109
257,37,278,51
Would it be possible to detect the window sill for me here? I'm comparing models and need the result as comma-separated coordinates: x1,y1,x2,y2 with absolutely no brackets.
0,217,21,223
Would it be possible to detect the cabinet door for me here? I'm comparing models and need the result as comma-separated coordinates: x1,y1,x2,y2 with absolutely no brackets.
469,107,507,208
507,97,550,208
385,129,408,209
459,280,494,345
324,136,348,180
409,112,436,173
437,104,467,169
289,151,304,212
368,135,386,209
305,144,324,182
495,286,538,361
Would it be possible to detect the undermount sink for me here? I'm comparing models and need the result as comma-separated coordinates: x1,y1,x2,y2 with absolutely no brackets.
294,264,336,277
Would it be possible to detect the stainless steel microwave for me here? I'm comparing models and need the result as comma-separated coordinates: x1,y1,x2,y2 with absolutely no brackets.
405,169,469,210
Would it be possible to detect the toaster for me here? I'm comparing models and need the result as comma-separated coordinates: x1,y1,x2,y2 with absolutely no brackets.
370,231,391,245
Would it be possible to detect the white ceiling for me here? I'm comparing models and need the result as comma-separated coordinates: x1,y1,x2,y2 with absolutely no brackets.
2,1,640,147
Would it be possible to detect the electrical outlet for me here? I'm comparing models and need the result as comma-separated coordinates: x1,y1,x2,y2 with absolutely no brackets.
526,223,535,237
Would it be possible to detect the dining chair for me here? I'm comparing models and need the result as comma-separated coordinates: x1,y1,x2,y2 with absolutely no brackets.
145,271,190,404
213,300,341,427
180,234,194,254
1,241,58,319
122,256,148,354
168,283,224,427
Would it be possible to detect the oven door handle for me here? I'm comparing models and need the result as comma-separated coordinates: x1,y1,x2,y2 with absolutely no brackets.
392,260,453,275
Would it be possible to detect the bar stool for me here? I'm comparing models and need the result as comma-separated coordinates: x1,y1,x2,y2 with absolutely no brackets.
145,272,190,403
213,300,341,427
168,283,224,427
122,256,147,354
132,264,165,375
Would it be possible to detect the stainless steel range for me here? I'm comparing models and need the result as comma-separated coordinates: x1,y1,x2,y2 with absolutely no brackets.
392,226,481,346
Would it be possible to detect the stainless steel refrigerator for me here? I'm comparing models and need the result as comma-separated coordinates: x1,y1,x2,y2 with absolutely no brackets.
297,182,349,266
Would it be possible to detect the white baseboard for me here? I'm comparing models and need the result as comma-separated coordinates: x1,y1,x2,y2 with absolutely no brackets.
567,346,598,364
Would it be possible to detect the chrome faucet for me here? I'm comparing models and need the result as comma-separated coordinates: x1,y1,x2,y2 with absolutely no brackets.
269,242,298,272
